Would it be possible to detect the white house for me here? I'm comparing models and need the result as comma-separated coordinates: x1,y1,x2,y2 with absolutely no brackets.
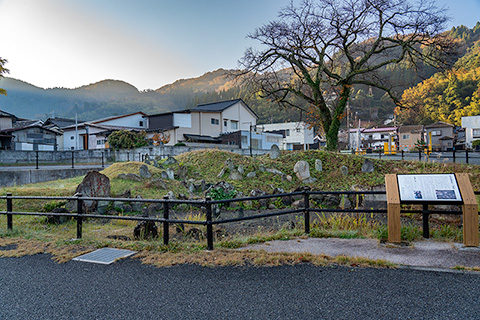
147,99,258,145
349,127,397,150
461,115,480,148
260,122,314,150
62,112,148,150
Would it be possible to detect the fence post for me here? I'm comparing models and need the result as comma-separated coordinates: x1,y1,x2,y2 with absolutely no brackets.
6,193,12,230
76,193,83,239
466,149,469,164
127,152,130,161
71,151,75,169
139,153,141,162
401,150,404,161
163,195,169,245
303,186,310,234
418,149,421,161
205,196,214,250
35,151,39,169
422,204,429,239
101,151,104,168
453,149,456,163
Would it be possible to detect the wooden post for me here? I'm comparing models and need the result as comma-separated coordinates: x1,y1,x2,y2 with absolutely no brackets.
385,174,401,243
455,173,479,247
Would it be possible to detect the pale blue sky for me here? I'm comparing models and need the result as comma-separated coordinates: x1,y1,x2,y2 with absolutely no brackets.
0,0,478,90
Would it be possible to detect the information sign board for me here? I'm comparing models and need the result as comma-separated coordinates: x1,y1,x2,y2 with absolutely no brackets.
397,173,462,203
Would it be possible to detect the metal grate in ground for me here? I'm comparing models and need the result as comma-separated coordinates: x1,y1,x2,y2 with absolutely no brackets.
72,248,136,265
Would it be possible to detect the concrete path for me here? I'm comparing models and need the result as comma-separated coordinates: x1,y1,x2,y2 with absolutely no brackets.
243,238,480,269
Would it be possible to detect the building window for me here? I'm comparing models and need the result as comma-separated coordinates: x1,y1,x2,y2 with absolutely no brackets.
224,120,228,127
286,129,290,136
231,121,238,130
296,128,301,132
241,136,248,144
139,121,144,127
402,134,410,140
96,139,106,145
211,118,219,125
70,136,74,140
473,129,480,138
431,130,442,136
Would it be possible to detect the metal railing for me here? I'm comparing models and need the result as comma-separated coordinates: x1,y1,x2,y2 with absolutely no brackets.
0,188,477,250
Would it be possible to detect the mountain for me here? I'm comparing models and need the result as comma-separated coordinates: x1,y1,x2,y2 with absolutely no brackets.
1,23,479,126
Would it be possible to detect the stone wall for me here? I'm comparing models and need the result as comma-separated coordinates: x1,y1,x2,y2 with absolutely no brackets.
0,167,105,187
0,149,114,165
0,144,271,165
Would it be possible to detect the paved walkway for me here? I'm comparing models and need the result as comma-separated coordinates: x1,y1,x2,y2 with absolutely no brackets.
243,238,480,269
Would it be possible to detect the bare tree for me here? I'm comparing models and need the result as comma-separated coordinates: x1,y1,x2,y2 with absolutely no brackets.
239,0,457,150
0,57,8,96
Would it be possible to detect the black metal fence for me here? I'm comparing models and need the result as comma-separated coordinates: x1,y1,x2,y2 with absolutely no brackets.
363,149,480,165
0,188,476,250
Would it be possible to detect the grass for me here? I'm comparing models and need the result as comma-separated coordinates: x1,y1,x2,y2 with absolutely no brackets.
1,149,479,267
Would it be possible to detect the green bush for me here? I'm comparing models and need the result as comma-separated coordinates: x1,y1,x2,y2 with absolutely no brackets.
107,130,149,150
472,140,480,148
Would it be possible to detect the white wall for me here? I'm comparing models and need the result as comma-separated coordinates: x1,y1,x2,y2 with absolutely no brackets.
462,116,480,148
95,113,147,129
261,122,314,150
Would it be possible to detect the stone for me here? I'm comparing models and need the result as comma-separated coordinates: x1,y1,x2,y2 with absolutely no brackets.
246,171,256,178
131,195,143,212
177,165,188,180
315,159,322,172
271,187,285,194
115,189,131,199
361,158,375,173
152,160,160,168
293,161,311,181
205,181,236,197
237,165,245,175
147,203,161,216
302,177,317,184
292,199,305,208
150,178,167,189
217,167,226,178
258,164,266,172
229,170,243,181
286,175,293,182
144,154,151,165
133,221,158,240
96,201,110,214
139,164,152,179
269,144,281,159
266,168,283,175
165,191,176,200
161,171,169,179
341,165,348,176
45,207,70,224
166,167,175,180
117,173,143,182
225,158,235,171
72,170,110,213
163,156,177,165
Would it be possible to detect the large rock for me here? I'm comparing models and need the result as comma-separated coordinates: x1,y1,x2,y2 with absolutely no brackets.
294,161,311,181
73,170,110,213
177,165,188,180
166,168,175,180
269,144,281,159
229,170,243,181
163,156,177,165
361,158,375,173
133,221,158,240
139,164,152,179
315,159,323,172
341,165,348,176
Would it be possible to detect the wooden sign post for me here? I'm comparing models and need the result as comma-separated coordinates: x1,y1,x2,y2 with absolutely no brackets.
385,173,479,247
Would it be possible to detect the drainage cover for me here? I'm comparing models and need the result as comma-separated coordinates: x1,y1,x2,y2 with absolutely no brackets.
73,248,136,265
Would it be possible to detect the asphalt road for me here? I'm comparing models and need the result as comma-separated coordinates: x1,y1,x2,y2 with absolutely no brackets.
1,255,480,319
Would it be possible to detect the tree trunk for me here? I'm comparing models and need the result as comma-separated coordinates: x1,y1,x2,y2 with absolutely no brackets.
325,85,351,151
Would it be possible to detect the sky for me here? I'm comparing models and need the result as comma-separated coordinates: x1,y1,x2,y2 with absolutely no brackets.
0,0,479,91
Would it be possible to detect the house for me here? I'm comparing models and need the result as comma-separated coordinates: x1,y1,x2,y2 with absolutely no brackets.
349,127,397,150
260,122,314,150
398,125,424,151
461,115,480,149
43,117,81,151
147,99,258,145
425,121,455,151
220,129,283,151
62,112,148,150
1,125,60,151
